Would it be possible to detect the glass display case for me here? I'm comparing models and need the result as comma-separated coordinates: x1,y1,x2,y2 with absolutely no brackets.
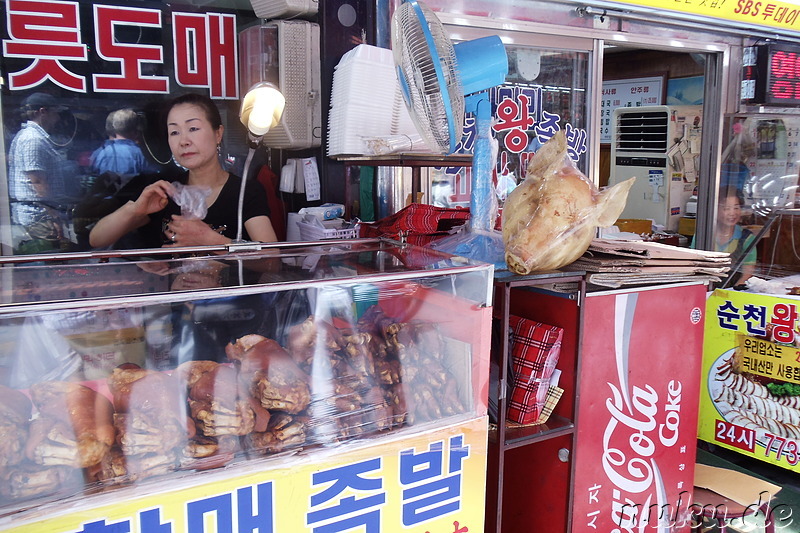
0,239,493,532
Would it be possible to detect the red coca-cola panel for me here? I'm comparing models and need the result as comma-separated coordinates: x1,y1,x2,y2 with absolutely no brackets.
573,284,706,532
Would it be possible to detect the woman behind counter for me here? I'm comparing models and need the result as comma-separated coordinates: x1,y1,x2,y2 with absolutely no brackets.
89,93,278,249
716,186,757,286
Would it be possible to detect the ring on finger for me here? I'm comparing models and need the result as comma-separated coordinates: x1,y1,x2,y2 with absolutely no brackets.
171,232,177,241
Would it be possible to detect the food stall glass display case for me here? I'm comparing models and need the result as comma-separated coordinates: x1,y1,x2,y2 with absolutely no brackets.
0,239,493,532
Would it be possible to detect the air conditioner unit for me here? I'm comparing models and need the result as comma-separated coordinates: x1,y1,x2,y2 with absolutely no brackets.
609,105,703,231
249,0,318,19
238,20,321,150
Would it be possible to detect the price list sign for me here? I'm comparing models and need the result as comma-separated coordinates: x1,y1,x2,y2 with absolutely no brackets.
600,76,663,144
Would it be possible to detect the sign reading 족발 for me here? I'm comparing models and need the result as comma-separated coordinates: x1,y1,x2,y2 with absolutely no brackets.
610,0,800,34
699,289,800,471
0,418,488,533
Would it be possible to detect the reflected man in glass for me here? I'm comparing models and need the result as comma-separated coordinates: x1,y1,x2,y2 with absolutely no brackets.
7,92,71,253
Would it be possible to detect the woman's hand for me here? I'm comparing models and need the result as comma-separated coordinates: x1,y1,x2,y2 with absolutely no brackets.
132,181,174,217
164,215,228,247
89,180,174,249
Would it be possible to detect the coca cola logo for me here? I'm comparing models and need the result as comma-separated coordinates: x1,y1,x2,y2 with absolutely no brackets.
602,380,683,530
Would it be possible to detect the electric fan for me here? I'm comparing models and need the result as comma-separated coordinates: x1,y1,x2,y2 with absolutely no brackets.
391,0,508,265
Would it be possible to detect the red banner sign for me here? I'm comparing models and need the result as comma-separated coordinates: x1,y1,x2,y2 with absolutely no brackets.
2,0,239,98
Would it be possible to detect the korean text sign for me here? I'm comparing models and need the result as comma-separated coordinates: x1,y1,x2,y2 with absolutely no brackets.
1,0,240,98
612,0,800,34
699,289,800,472
0,418,488,533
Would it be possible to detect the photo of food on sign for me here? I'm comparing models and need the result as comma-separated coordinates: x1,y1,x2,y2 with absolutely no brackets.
709,347,800,446
700,289,800,470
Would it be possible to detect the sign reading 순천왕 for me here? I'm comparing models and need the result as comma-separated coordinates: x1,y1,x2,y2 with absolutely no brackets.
699,289,800,471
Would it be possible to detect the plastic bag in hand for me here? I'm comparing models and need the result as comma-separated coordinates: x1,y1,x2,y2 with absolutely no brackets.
502,131,636,274
170,182,211,220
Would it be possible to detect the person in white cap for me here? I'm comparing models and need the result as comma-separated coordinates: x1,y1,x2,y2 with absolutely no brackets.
7,92,71,253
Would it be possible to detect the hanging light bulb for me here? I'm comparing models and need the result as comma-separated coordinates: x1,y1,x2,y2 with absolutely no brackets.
235,82,287,244
240,81,286,140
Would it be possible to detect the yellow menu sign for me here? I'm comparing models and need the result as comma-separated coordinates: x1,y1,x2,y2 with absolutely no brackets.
611,0,800,34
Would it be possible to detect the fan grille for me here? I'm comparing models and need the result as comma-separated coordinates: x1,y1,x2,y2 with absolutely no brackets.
392,1,464,154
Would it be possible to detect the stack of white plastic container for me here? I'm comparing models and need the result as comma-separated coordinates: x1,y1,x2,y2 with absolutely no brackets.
327,44,428,156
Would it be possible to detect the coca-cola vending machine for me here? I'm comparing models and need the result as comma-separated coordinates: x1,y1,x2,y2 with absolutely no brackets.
572,283,706,532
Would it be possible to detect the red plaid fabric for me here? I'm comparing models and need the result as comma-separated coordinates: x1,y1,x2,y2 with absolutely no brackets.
507,316,564,424
359,203,470,246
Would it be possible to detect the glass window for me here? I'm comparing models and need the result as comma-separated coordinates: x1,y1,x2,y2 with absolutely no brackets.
429,44,590,212
715,113,800,287
0,0,258,256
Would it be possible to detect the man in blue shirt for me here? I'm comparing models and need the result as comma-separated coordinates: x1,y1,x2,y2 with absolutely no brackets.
90,108,156,192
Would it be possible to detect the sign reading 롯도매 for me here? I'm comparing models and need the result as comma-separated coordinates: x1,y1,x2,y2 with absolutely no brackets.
699,289,800,471
0,418,488,533
1,0,240,98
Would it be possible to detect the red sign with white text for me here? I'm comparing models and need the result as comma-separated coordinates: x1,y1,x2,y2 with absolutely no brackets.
1,0,239,98
573,284,706,532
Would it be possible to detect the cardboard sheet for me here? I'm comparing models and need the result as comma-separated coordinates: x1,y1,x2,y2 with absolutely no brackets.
567,261,729,275
564,238,732,287
576,251,731,267
694,463,782,506
589,238,731,262
586,272,722,288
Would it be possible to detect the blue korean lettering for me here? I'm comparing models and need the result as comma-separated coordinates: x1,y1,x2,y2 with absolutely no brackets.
490,85,542,125
187,494,233,533
307,457,386,533
401,441,444,484
492,85,516,107
742,304,768,336
533,110,561,146
441,114,476,178
520,86,542,124
77,519,131,533
400,435,469,526
447,435,469,473
564,123,588,162
140,508,171,533
237,483,274,533
716,301,741,330
456,114,477,155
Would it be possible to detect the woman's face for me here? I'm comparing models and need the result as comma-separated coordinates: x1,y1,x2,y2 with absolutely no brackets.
718,195,742,229
167,103,223,171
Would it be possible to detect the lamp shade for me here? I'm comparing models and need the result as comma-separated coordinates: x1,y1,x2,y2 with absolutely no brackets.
240,82,286,137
